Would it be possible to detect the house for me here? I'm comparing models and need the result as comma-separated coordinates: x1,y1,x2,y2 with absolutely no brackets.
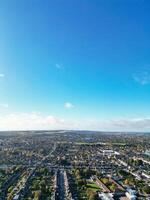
99,192,114,200
125,189,137,200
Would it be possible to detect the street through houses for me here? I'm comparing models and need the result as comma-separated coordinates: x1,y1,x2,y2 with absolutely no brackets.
55,170,66,200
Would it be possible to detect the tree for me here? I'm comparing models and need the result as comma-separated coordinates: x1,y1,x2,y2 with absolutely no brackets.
101,178,109,185
89,192,99,200
34,191,41,200
124,179,129,185
110,183,117,192
142,185,150,194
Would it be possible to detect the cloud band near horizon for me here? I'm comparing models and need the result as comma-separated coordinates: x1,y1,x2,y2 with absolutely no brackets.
0,113,150,132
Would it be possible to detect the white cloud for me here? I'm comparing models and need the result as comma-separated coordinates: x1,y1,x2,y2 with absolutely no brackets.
0,113,150,132
0,74,5,78
133,71,150,85
110,118,150,130
0,113,62,131
64,102,74,109
0,103,8,108
55,64,63,69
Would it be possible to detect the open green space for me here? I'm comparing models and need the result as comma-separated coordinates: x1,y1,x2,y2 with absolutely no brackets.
86,182,100,192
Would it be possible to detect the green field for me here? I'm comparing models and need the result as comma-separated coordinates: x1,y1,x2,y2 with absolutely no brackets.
86,182,100,192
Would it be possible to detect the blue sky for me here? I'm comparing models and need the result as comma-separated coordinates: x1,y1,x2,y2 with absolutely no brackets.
0,0,150,131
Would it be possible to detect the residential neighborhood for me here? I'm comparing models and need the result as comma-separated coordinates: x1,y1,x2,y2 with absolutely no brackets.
0,131,149,200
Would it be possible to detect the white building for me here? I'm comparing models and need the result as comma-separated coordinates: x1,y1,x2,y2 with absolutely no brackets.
99,193,114,200
126,189,137,200
13,195,19,200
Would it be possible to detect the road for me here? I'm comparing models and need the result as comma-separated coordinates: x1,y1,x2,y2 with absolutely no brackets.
55,170,66,200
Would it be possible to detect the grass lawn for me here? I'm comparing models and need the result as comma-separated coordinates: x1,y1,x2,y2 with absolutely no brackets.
86,182,100,192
